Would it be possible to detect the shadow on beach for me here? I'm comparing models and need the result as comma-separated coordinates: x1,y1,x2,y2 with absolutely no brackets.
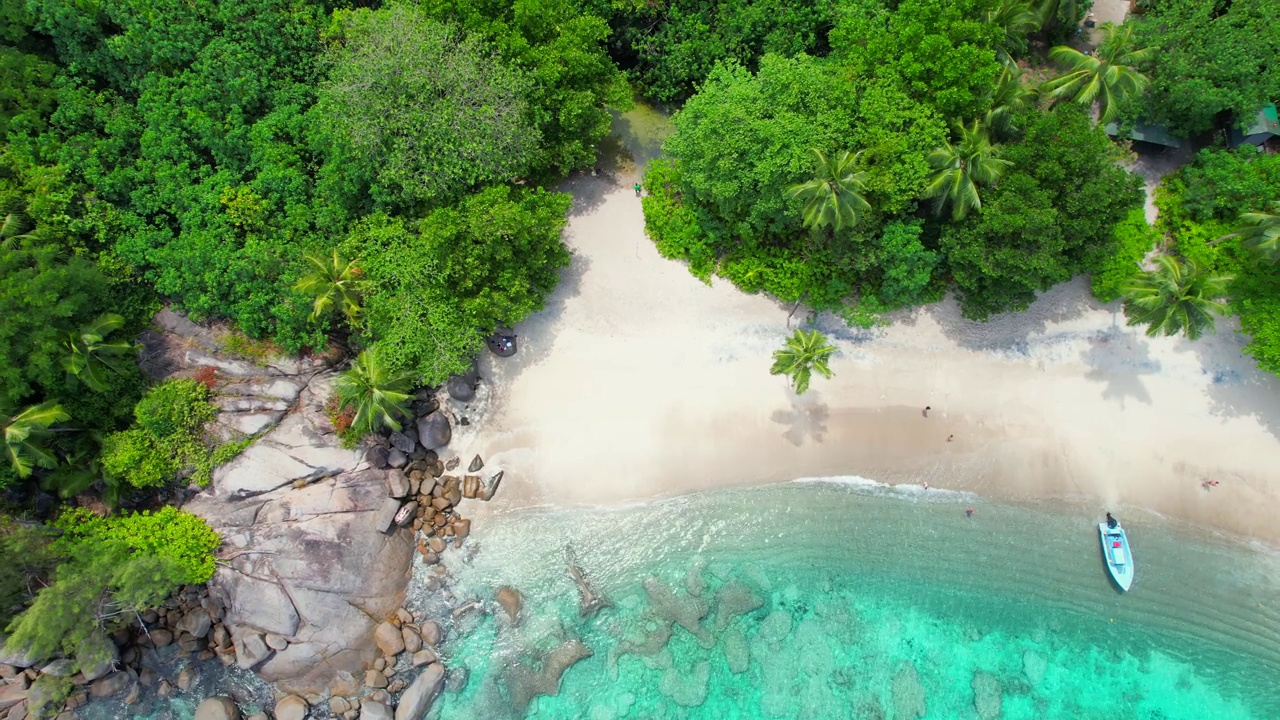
921,278,1102,354
1184,319,1280,442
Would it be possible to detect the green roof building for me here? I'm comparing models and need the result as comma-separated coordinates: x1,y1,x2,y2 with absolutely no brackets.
1228,103,1280,148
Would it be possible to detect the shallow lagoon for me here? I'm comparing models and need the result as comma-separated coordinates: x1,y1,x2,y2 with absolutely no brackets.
416,480,1280,719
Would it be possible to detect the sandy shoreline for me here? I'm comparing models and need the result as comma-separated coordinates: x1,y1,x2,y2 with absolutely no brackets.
454,108,1280,549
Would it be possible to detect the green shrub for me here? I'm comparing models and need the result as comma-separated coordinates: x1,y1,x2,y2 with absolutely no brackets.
1091,208,1161,302
100,429,177,489
54,507,221,584
134,379,215,438
101,379,219,489
4,509,219,664
642,160,717,281
217,331,283,365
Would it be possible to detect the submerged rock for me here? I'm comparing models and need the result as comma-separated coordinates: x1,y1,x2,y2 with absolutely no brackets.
1023,649,1047,688
721,625,750,675
971,671,1003,720
643,578,710,643
509,640,592,712
495,586,522,625
892,662,927,719
712,579,764,631
659,661,711,707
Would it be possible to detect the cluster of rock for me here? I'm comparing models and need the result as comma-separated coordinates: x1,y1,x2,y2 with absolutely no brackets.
0,585,258,720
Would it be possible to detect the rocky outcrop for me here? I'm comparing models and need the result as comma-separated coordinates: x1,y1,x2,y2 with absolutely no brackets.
186,373,415,696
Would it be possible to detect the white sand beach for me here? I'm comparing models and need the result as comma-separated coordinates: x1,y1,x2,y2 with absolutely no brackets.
460,108,1280,547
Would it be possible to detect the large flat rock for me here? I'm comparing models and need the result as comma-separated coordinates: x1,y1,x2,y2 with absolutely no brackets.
187,373,414,696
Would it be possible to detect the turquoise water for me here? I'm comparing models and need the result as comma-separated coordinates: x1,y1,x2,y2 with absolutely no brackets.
413,480,1280,719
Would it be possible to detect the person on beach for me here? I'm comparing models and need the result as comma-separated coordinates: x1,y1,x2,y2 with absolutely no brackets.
946,434,954,442
1202,480,1220,490
634,183,642,197
923,406,931,418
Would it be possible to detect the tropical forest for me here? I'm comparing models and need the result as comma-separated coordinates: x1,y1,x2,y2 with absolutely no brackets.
1,0,1278,717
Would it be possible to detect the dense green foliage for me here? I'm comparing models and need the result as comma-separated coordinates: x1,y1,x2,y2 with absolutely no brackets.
1131,0,1280,136
1121,255,1231,340
941,106,1144,318
316,5,537,211
100,379,217,490
1155,149,1280,370
3,507,218,665
345,186,572,382
1091,208,1160,302
646,32,1143,321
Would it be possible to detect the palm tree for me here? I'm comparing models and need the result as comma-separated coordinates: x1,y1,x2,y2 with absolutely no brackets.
1041,22,1156,125
922,120,1012,220
1121,256,1231,341
2,401,70,478
785,149,872,232
770,329,836,395
334,347,414,435
985,64,1039,137
294,250,364,324
1233,202,1280,262
63,314,136,392
988,0,1042,65
0,213,37,250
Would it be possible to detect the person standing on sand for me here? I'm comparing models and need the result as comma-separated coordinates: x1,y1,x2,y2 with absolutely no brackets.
634,183,642,197
923,406,931,418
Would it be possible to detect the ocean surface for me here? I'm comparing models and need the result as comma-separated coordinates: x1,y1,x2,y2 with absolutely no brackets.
409,479,1280,720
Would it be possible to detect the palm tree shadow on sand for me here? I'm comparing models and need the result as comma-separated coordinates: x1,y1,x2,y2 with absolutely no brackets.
770,391,830,447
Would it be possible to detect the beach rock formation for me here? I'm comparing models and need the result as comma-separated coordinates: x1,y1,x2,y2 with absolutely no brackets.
566,547,610,617
495,586,522,624
395,663,445,720
416,412,452,451
186,373,415,696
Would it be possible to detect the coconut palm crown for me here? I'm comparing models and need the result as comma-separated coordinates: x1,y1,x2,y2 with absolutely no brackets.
1042,22,1156,124
770,329,836,395
1121,256,1231,341
63,313,136,392
922,120,1012,221
1234,202,1280,262
785,149,872,232
295,250,364,324
2,401,69,478
335,347,415,435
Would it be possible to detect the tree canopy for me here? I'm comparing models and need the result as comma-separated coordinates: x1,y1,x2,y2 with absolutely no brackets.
1131,0,1280,136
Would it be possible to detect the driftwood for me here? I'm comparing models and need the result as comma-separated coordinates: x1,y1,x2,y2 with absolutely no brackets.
565,545,611,618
